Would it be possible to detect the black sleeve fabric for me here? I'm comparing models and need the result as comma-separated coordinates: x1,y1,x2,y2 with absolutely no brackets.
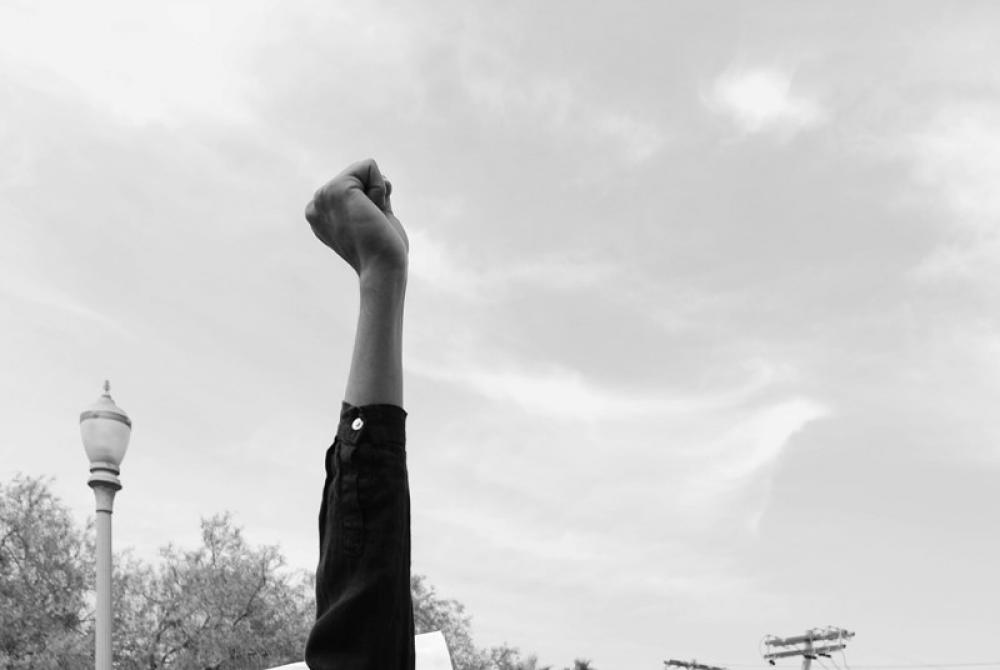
305,403,415,670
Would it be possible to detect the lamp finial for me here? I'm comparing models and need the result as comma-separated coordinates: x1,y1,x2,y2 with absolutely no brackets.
103,380,111,396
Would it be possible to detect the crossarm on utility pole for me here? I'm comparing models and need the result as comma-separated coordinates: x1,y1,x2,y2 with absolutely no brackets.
765,645,847,661
767,631,854,647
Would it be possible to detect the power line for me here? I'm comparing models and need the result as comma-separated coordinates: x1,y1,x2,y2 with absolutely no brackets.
665,659,728,670
843,665,1000,668
718,664,1000,669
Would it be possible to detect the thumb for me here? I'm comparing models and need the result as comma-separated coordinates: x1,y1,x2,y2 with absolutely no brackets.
382,179,394,215
336,158,388,209
365,181,387,211
362,162,387,210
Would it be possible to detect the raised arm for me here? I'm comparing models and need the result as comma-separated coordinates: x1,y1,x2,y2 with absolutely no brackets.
305,158,409,407
304,161,417,670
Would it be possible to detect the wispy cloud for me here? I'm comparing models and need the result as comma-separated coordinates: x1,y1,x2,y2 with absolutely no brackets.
0,0,263,126
704,65,828,139
0,265,130,337
710,397,829,482
409,348,831,537
900,103,1000,282
459,52,666,164
407,227,483,298
408,350,811,422
588,110,668,164
410,358,668,420
423,505,608,563
421,499,768,602
676,397,831,527
408,225,620,299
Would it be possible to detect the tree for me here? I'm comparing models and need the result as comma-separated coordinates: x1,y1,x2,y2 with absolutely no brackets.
0,473,563,670
412,574,542,670
412,573,486,670
518,656,554,670
0,474,94,670
112,513,314,670
485,644,553,670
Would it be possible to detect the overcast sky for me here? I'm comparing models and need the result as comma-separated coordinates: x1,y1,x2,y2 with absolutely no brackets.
2,1,999,668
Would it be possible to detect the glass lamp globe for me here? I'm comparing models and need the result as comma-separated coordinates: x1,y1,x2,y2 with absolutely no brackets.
80,380,132,479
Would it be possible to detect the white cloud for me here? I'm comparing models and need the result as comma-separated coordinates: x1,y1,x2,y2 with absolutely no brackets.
0,211,131,336
716,397,829,481
421,499,765,604
0,274,128,336
901,103,1000,281
423,505,607,563
460,52,666,164
705,66,828,139
0,0,267,126
408,353,804,423
502,255,619,291
409,360,663,420
0,115,34,190
586,110,668,164
407,225,620,298
407,227,484,299
408,350,830,536
677,397,831,512
906,103,1000,223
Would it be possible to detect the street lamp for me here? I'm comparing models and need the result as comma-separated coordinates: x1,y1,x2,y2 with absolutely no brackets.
80,380,132,670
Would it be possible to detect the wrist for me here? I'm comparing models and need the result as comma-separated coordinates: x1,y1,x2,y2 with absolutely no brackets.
359,262,408,296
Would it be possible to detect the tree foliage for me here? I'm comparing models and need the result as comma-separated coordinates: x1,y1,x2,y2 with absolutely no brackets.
0,474,94,670
412,574,546,670
112,513,314,670
413,573,483,668
1,474,587,670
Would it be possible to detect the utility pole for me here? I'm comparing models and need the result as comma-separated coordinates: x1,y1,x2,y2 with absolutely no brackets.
665,659,728,670
762,627,855,670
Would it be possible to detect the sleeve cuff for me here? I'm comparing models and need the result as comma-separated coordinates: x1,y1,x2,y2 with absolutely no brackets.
336,402,407,446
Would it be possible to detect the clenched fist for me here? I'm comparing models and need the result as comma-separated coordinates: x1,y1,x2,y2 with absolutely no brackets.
305,159,409,277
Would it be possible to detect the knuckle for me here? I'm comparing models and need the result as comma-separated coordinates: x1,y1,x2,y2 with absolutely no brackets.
304,200,318,223
326,179,353,200
313,181,345,208
313,182,330,202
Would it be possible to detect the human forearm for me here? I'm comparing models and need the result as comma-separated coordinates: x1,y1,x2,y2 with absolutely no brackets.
344,267,407,407
304,159,410,409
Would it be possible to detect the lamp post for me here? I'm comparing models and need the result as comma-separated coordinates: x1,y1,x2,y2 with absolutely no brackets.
80,380,132,670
